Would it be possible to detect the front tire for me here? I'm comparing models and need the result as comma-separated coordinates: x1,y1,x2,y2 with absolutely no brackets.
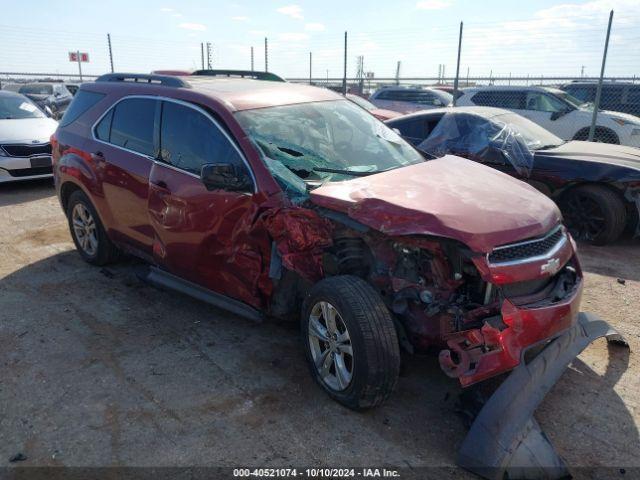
561,185,626,245
66,190,119,265
301,275,400,410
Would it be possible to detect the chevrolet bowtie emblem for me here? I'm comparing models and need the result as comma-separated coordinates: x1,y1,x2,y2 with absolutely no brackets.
541,257,561,275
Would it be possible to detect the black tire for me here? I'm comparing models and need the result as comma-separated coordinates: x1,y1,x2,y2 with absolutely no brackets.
561,185,627,245
301,275,400,410
573,126,619,144
66,190,119,265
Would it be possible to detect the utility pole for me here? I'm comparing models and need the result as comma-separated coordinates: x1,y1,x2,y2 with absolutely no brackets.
438,64,441,83
107,33,114,72
466,66,469,86
342,31,348,95
589,10,614,142
395,61,401,85
206,42,212,69
200,43,205,69
452,21,463,105
356,55,364,93
581,65,585,77
309,52,312,85
251,46,254,71
76,50,83,82
264,37,268,72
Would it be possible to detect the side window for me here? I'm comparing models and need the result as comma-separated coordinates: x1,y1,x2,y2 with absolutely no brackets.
109,98,157,156
95,109,113,141
159,101,245,177
60,90,105,127
525,92,565,112
472,91,525,108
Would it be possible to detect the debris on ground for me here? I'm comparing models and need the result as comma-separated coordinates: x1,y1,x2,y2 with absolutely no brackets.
9,453,27,463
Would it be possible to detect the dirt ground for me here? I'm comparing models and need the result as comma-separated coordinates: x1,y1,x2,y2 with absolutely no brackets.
0,179,638,478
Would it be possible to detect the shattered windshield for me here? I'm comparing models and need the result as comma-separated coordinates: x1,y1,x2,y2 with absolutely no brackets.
417,111,564,176
235,99,425,194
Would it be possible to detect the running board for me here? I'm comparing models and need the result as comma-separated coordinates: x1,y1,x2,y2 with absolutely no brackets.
457,312,628,480
141,266,263,323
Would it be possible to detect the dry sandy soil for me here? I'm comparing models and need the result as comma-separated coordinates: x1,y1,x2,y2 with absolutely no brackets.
0,179,638,479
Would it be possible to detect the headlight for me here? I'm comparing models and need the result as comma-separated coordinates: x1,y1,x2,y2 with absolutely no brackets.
612,117,640,127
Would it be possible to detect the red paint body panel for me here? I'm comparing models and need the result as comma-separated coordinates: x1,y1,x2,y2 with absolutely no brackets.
370,108,402,121
310,156,562,253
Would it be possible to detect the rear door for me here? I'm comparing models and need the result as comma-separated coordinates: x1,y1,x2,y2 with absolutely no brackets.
147,99,260,303
92,96,158,255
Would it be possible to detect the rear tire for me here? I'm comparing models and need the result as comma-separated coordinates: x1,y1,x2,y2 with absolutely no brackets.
573,126,619,144
301,275,400,410
66,190,119,265
561,185,626,245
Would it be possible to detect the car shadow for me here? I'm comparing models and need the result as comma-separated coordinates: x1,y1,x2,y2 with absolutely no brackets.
0,178,55,207
0,252,636,474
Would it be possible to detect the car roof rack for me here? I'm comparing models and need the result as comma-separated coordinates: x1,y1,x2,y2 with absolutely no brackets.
95,73,191,88
191,69,286,82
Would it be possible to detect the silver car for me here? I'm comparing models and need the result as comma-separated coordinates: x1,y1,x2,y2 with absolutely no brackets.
0,90,58,183
369,86,453,114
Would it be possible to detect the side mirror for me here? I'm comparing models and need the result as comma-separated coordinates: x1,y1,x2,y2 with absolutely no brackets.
550,109,568,121
201,163,252,192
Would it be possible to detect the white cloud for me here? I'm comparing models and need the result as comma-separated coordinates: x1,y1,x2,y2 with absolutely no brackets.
179,22,206,31
277,5,304,20
416,0,452,10
232,16,249,21
278,32,309,41
160,7,173,12
305,22,325,31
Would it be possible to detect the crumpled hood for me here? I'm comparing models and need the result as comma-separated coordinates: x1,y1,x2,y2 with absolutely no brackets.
310,156,561,253
539,140,640,172
0,118,58,143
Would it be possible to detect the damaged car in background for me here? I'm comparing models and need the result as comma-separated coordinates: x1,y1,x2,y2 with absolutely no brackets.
52,72,628,480
387,106,640,245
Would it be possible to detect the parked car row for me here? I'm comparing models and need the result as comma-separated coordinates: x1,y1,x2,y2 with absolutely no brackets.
369,83,640,148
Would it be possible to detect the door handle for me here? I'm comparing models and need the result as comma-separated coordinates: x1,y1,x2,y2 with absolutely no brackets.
151,180,169,189
92,151,105,162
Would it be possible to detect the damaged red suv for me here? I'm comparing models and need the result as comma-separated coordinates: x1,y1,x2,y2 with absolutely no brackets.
52,72,623,478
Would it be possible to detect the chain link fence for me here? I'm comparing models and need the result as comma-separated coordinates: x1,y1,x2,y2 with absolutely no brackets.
1,7,639,147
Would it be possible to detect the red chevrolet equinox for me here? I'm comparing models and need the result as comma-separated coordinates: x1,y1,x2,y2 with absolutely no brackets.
52,72,583,411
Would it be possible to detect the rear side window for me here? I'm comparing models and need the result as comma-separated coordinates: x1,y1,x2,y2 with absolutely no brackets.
108,98,157,156
59,90,105,127
472,91,526,109
159,101,245,176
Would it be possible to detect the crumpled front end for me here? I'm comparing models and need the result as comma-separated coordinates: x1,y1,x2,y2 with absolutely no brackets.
438,225,583,386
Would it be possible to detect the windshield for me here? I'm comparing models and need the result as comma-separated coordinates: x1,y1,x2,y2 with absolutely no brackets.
346,94,377,111
493,113,563,150
553,90,589,109
235,100,425,192
19,84,53,95
0,95,45,119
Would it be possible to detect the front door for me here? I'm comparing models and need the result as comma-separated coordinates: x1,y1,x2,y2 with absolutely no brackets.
147,99,263,306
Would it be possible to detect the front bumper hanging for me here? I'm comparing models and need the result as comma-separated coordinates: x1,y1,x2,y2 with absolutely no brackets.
457,312,628,480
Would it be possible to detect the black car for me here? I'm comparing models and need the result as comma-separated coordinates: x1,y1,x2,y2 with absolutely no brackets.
561,81,640,117
387,106,640,245
18,83,73,119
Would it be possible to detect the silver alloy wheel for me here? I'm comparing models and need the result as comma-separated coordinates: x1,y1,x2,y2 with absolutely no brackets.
71,203,98,257
308,301,354,391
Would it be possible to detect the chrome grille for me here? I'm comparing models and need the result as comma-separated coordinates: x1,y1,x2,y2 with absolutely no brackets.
1,143,51,157
488,227,565,264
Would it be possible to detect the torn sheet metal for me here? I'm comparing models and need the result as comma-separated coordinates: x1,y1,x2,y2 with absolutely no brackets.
417,112,534,176
260,207,333,282
458,312,628,480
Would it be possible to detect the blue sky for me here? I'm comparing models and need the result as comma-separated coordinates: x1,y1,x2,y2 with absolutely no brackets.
1,0,638,79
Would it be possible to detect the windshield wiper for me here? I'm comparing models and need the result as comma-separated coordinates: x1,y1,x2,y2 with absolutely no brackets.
313,167,379,177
